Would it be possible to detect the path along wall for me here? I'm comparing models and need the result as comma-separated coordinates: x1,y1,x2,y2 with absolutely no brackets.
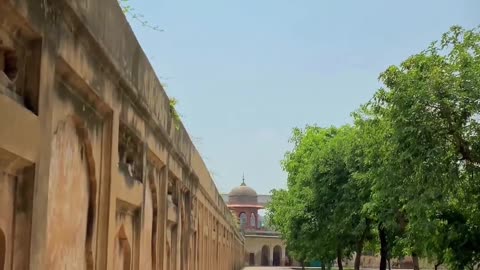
0,0,244,269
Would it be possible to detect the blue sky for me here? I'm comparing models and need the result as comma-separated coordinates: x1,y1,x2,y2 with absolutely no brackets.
126,0,479,195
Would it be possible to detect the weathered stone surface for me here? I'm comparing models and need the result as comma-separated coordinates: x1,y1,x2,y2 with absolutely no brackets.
0,0,244,269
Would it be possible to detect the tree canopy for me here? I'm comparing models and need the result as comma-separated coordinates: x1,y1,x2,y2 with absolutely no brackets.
267,25,480,270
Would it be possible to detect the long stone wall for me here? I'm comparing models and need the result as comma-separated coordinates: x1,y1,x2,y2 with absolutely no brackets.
0,0,244,269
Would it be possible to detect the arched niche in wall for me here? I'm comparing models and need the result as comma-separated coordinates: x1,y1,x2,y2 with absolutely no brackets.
249,252,255,266
0,27,41,114
261,245,270,266
115,225,132,270
250,213,256,228
147,168,159,269
48,115,97,269
239,212,247,229
273,245,282,266
118,122,144,184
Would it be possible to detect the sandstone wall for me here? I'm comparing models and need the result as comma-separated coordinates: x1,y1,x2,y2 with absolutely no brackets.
0,0,244,269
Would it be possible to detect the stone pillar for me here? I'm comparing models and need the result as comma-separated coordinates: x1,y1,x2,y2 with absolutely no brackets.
198,211,202,270
227,234,230,270
281,246,287,266
199,211,202,270
229,237,231,269
270,245,274,266
212,219,215,270
158,167,168,270
202,211,205,270
28,31,57,270
175,189,182,270
216,221,219,270
207,216,210,270
179,192,187,270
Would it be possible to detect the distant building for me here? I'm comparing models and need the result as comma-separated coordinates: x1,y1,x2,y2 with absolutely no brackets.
223,177,295,266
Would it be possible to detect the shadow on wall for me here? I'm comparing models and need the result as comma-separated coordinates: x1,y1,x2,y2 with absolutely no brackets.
0,228,5,270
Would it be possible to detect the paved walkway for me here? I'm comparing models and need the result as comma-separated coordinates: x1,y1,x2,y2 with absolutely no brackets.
242,268,416,270
243,267,294,270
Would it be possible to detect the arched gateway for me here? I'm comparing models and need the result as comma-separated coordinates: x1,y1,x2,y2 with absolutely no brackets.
261,245,270,266
273,245,282,266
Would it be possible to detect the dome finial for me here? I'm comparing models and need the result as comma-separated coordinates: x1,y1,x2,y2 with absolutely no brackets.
241,173,246,186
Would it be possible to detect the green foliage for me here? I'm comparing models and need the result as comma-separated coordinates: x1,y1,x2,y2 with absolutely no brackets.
268,126,372,264
118,0,163,31
370,25,480,269
169,98,181,130
269,25,480,270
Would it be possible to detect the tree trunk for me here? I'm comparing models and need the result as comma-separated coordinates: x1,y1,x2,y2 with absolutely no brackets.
354,220,370,270
337,248,344,270
322,262,326,270
354,243,363,270
301,260,305,270
379,224,388,270
388,258,392,270
412,252,420,270
434,262,441,270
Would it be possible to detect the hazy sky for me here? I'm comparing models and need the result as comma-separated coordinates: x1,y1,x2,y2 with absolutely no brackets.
126,0,479,195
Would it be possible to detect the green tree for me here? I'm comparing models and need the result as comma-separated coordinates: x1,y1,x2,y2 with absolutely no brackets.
370,25,480,269
308,126,372,270
268,126,373,270
350,111,406,270
270,24,480,270
268,127,336,267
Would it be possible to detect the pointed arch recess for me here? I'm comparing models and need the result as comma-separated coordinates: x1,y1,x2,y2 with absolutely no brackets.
148,168,159,269
116,225,132,270
69,115,98,269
